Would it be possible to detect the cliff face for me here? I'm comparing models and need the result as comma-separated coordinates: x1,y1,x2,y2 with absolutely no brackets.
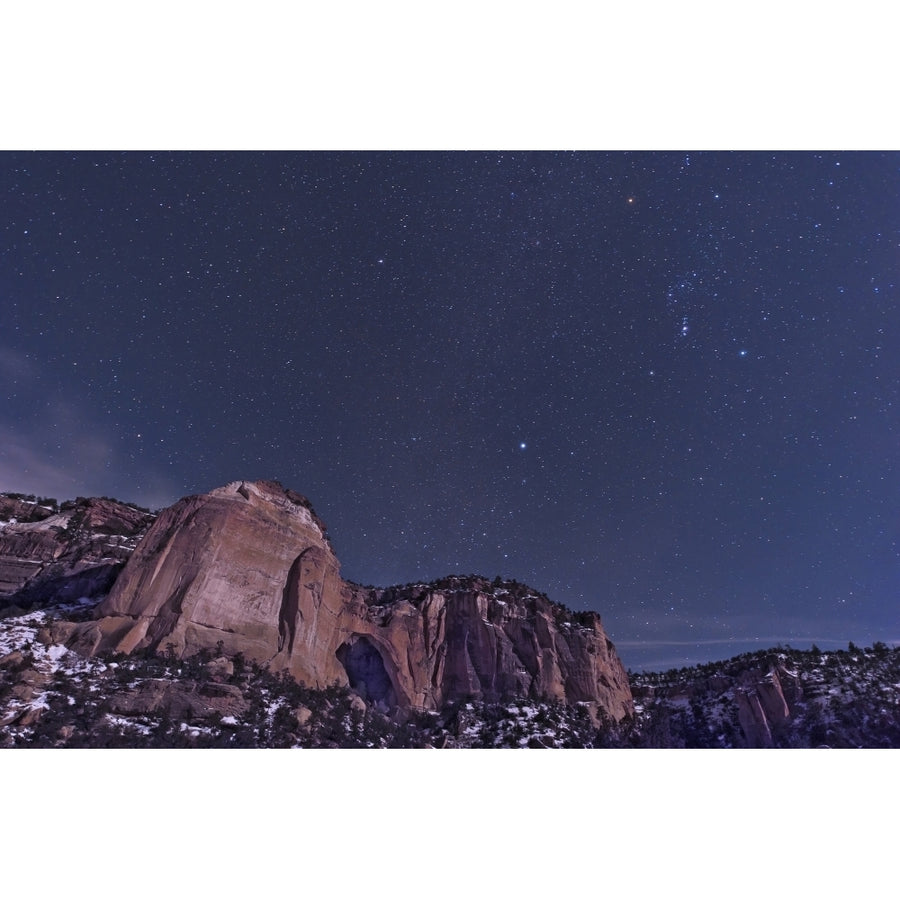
0,496,155,608
345,578,632,719
75,481,632,720
734,661,803,748
84,481,342,670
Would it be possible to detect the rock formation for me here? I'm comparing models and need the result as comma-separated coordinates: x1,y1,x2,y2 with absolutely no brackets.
70,480,632,720
0,495,155,609
106,678,248,722
734,660,802,748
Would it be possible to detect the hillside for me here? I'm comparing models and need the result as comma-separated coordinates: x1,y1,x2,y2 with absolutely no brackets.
2,596,897,747
0,597,604,747
622,644,900,748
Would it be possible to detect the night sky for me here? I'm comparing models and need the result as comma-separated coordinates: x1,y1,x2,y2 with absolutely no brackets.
1,151,897,669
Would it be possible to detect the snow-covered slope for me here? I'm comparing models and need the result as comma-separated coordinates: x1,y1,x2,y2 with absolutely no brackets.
3,596,896,747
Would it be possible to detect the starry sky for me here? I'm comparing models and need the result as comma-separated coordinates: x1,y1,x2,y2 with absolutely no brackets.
1,151,897,669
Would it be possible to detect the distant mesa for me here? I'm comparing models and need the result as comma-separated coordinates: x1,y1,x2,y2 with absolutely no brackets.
27,479,632,721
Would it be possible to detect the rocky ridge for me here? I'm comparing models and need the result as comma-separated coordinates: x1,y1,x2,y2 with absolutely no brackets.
0,494,155,610
0,602,611,747
624,644,900,747
36,480,631,721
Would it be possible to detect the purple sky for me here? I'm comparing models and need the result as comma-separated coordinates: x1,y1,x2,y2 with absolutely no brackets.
2,151,897,669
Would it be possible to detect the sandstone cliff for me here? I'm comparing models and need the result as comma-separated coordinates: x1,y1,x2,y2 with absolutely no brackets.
72,480,632,720
0,495,155,609
734,659,803,748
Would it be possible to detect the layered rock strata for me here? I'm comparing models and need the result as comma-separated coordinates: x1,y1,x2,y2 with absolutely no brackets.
0,496,155,608
73,480,632,720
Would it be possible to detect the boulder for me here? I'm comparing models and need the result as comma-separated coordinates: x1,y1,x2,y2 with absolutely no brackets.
15,705,45,727
205,656,234,679
0,496,55,523
0,650,26,670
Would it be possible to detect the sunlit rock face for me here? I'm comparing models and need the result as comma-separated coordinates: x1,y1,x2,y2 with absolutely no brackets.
76,481,633,720
85,481,346,688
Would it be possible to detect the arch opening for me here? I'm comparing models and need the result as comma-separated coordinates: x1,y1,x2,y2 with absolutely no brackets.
336,636,397,709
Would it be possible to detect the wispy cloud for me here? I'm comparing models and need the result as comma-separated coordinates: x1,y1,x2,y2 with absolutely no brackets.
0,345,39,386
615,636,873,650
616,634,899,672
0,344,178,508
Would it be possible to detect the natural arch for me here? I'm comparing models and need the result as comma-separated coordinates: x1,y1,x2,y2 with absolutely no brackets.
336,636,397,708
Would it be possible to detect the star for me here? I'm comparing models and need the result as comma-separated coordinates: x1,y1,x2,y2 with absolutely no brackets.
3,149,894,676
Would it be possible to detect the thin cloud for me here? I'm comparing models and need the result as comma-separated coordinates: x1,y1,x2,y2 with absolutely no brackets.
0,346,38,382
615,636,872,650
0,343,178,508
